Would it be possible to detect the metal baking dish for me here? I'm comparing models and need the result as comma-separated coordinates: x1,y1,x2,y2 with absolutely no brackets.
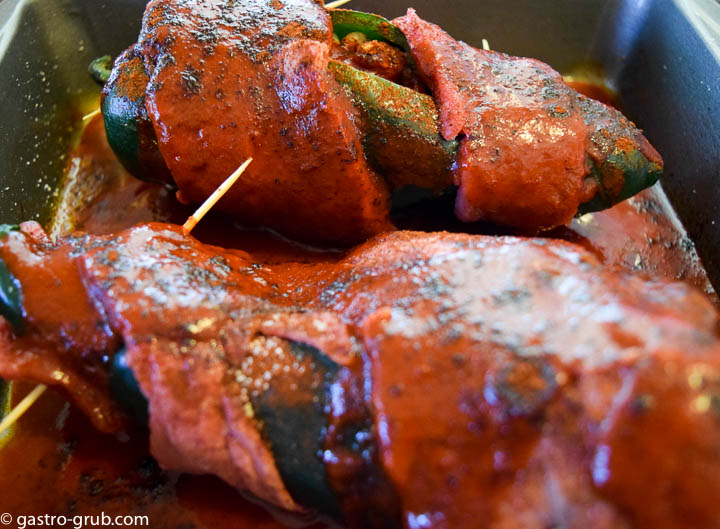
0,0,718,523
0,0,718,288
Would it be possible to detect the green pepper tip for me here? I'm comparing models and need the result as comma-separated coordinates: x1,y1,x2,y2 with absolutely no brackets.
89,55,113,86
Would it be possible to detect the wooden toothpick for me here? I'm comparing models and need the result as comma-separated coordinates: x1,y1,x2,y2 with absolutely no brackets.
0,384,47,436
0,159,251,434
326,0,352,9
82,108,101,122
182,157,253,235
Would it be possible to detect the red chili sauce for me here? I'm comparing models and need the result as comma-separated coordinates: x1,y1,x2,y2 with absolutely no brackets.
0,76,714,527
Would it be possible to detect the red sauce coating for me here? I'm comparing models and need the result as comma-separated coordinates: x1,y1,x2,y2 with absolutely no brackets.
104,0,665,242
3,220,720,529
391,10,665,235
0,19,711,529
0,54,708,526
138,0,391,244
394,9,596,230
562,192,716,300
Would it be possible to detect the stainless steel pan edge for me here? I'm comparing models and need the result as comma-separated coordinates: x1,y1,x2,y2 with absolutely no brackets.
0,0,146,226
618,0,720,288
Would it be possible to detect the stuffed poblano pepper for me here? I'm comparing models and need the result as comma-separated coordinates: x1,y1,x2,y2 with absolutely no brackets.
1,220,720,528
97,0,663,242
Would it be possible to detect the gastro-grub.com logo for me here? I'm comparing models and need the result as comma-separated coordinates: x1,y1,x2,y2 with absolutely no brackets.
1,513,149,529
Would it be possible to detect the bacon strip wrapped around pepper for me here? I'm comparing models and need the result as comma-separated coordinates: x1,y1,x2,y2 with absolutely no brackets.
100,0,663,243
0,222,718,529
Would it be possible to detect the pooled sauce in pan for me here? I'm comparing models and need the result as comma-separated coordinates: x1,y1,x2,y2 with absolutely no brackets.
0,80,714,527
0,381,319,528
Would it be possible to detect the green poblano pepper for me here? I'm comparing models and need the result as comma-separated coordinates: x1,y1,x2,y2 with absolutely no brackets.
0,225,23,335
93,8,663,220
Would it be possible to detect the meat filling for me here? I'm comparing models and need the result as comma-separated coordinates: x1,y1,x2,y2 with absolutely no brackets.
330,32,428,92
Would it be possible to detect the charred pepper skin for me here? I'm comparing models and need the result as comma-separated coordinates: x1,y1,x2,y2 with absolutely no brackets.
0,221,356,517
101,49,174,188
333,10,664,217
250,340,343,517
109,341,399,527
0,226,23,335
109,348,149,425
110,342,344,517
576,95,663,215
108,340,382,527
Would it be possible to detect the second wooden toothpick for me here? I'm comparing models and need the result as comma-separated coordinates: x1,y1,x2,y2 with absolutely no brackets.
326,0,352,9
0,384,47,437
183,157,253,235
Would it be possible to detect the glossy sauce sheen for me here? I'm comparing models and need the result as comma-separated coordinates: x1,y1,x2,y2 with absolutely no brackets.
393,10,663,231
107,0,664,243
0,95,715,529
3,220,720,529
1,117,331,529
138,0,390,243
394,10,590,229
